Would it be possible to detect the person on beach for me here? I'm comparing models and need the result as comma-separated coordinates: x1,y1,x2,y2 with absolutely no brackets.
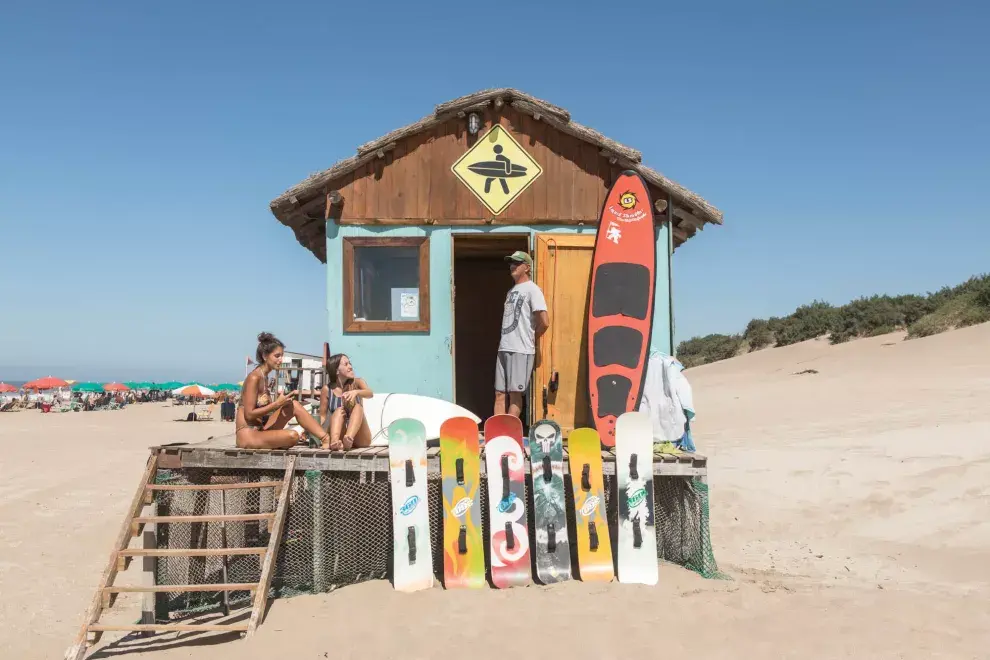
319,353,373,449
235,332,333,449
495,250,549,418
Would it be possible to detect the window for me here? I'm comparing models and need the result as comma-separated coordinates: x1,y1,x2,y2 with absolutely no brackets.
342,237,430,332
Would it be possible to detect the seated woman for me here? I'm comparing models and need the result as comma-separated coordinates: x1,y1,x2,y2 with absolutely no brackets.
236,332,334,450
320,353,373,450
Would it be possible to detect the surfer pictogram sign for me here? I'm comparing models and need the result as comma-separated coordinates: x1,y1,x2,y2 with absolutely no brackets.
451,125,543,215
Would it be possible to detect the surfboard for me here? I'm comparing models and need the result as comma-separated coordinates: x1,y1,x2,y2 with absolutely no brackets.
587,171,656,447
363,393,482,445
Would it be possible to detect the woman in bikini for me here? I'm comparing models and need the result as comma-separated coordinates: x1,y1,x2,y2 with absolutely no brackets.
319,353,373,450
235,332,335,449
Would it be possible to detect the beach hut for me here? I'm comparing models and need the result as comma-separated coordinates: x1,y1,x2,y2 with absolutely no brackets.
269,89,723,434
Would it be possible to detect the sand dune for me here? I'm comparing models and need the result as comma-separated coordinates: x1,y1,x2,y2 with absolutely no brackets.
2,324,989,659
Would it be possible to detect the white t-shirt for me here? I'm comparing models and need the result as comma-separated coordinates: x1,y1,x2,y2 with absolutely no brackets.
498,280,548,355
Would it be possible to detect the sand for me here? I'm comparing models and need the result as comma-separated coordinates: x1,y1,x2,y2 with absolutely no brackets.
2,324,989,659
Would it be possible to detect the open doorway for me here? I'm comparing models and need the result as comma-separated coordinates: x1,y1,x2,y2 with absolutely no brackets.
453,233,530,423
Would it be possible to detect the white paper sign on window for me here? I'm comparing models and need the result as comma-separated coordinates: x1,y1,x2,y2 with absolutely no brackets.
400,292,419,319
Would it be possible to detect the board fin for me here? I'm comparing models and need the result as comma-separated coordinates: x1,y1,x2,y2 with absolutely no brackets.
632,519,643,549
542,455,552,483
581,464,591,491
407,526,417,564
547,522,556,553
589,521,599,551
404,459,414,487
458,525,468,555
630,453,639,480
455,457,464,485
505,522,515,551
500,455,510,500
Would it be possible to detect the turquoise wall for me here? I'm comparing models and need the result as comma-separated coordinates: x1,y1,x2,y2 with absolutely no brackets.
326,222,672,398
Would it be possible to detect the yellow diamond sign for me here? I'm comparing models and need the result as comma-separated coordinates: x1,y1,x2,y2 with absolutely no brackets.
451,125,542,215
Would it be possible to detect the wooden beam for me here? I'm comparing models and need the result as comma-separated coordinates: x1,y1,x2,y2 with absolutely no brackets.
336,217,601,227
88,623,249,633
118,547,266,558
673,207,705,229
147,481,283,493
106,583,258,594
247,457,297,636
65,455,159,660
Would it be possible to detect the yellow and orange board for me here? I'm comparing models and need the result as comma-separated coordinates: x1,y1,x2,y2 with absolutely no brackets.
567,427,614,581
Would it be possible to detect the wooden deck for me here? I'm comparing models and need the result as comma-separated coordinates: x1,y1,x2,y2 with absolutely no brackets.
152,436,707,477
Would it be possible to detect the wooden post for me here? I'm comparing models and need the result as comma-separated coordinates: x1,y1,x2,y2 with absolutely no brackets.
140,501,162,631
667,193,675,356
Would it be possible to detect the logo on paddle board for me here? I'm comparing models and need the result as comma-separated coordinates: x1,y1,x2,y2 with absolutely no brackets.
580,495,600,517
400,495,420,516
627,487,647,509
608,186,648,224
452,497,473,517
451,125,542,216
497,491,518,513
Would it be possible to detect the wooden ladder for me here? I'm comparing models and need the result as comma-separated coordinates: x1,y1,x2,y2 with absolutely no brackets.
65,455,297,660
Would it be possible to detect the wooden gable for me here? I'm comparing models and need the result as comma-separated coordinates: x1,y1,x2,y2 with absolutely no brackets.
331,106,663,225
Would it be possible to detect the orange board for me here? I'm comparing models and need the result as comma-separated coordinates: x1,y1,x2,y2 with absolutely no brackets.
587,171,656,446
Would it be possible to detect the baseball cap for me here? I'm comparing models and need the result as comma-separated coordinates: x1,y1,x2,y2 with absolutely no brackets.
504,250,533,268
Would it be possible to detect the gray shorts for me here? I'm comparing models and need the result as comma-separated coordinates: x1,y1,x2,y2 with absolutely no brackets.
495,351,535,393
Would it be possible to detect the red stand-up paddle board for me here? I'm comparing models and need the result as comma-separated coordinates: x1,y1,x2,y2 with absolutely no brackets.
587,171,656,447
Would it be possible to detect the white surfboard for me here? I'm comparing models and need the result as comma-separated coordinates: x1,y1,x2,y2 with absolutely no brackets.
362,393,481,445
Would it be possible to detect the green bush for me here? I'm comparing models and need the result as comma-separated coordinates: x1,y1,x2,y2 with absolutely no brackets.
743,318,774,350
676,333,743,368
773,301,836,346
678,273,990,366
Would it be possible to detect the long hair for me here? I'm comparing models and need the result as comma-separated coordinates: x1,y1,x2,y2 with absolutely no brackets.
325,353,354,391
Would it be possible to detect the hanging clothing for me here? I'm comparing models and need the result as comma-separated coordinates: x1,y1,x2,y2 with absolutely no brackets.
639,349,697,451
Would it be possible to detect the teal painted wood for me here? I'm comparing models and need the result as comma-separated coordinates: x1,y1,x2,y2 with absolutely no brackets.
653,222,673,355
325,223,672,398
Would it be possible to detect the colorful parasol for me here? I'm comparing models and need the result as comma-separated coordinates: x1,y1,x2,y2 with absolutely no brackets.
23,376,69,390
0,382,18,393
103,382,130,392
71,382,104,393
172,384,215,398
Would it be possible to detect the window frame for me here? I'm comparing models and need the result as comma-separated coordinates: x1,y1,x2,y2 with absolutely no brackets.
341,236,431,333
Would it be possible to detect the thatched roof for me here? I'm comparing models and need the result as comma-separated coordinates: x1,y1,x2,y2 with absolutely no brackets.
270,88,723,260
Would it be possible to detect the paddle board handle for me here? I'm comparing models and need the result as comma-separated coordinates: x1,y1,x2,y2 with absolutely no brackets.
589,521,599,551
581,464,591,491
505,522,515,551
542,455,552,483
455,457,464,485
547,522,556,553
407,526,417,564
630,453,639,480
404,459,414,487
500,455,510,500
458,525,468,555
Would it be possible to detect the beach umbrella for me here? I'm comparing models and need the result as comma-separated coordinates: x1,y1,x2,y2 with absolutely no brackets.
172,384,215,398
213,383,240,392
103,382,130,392
159,381,182,390
23,376,69,390
123,381,141,389
71,382,104,393
0,383,17,393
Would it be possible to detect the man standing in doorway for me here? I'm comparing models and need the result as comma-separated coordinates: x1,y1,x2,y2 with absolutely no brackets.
495,250,549,419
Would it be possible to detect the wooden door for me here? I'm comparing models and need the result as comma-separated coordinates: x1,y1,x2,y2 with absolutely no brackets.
532,233,596,435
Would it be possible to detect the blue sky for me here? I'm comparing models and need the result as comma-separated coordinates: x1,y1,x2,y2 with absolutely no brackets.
1,1,987,383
